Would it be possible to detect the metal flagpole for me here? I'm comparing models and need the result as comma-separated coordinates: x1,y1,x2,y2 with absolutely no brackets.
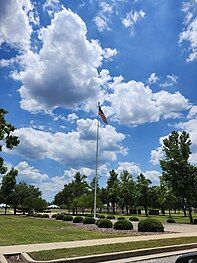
93,102,100,219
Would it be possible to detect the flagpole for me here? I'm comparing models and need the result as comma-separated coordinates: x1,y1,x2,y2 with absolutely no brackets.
93,102,100,219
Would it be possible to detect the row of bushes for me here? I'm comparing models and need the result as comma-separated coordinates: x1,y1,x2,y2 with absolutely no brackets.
34,213,184,224
54,214,164,232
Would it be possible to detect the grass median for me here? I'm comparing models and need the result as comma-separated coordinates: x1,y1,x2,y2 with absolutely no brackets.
0,215,124,246
29,236,197,261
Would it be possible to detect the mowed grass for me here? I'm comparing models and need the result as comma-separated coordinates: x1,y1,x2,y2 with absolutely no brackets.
30,236,197,261
0,215,123,246
102,212,197,224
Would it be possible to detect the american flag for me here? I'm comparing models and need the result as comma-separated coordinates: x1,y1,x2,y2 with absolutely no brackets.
98,106,108,124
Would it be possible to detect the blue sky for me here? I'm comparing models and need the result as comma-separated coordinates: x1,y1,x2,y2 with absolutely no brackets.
0,0,196,201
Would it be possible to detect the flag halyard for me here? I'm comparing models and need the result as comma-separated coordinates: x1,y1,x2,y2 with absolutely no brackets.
98,105,108,124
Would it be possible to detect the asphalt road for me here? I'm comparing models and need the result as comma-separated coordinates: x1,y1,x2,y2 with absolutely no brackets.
133,255,178,262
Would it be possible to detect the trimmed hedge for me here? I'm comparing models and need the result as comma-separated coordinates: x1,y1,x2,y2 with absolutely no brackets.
138,218,164,232
55,214,64,220
34,213,42,217
193,219,197,224
63,215,73,221
167,218,176,223
114,220,133,230
98,219,113,228
86,214,94,217
129,216,139,221
117,216,125,220
26,213,34,217
41,214,49,218
83,217,95,224
149,209,160,215
106,215,115,220
51,214,57,218
97,214,105,219
73,216,83,223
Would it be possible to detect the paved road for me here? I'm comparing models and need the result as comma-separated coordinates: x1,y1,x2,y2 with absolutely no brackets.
133,255,178,262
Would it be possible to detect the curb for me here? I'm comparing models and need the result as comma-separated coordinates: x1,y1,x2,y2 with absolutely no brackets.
13,243,197,263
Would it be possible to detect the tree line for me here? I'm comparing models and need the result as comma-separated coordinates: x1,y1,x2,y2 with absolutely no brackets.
54,131,197,223
0,108,197,223
0,109,47,214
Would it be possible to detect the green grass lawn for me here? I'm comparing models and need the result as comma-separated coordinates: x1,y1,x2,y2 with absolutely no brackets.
100,212,197,224
30,236,197,261
124,214,196,224
0,215,124,246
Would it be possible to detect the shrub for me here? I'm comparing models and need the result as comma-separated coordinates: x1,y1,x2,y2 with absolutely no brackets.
117,216,125,220
107,215,115,220
56,214,64,220
63,215,73,221
34,213,42,218
98,219,113,228
167,218,176,223
95,219,100,225
114,220,133,230
83,217,95,224
51,214,57,218
149,209,160,215
26,212,34,217
138,218,164,232
86,214,94,217
73,216,83,223
129,216,139,221
41,214,49,218
97,214,105,219
193,219,197,224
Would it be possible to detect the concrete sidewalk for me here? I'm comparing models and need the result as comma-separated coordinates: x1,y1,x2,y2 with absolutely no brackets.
1,232,197,254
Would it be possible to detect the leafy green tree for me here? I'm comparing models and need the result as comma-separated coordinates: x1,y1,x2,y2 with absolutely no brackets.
98,187,110,213
119,170,136,214
159,176,178,216
107,169,120,214
149,186,161,210
160,131,197,223
54,172,89,214
19,184,47,213
0,109,19,174
136,173,152,217
0,168,18,214
54,184,73,210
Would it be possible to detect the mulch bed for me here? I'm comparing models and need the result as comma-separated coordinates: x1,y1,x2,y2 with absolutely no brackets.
67,221,174,236
5,255,23,263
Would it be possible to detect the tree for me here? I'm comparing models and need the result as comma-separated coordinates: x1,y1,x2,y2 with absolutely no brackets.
98,187,110,213
119,170,136,214
159,176,178,216
136,173,152,217
0,168,18,214
107,169,120,214
18,184,47,213
0,109,20,174
54,172,89,214
160,131,197,223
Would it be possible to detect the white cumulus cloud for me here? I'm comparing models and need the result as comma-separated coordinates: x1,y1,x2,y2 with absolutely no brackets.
12,8,107,113
16,161,49,183
105,78,189,125
6,119,126,168
0,0,33,50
